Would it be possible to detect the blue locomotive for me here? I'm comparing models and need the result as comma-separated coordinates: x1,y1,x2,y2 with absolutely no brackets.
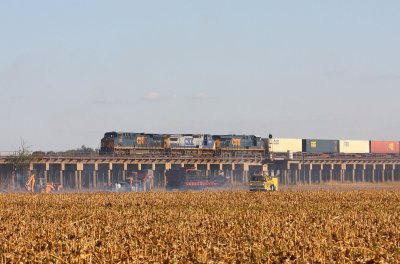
100,132,164,155
100,132,217,155
100,132,264,155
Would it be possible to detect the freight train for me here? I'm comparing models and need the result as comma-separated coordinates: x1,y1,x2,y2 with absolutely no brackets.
100,132,400,156
100,132,264,155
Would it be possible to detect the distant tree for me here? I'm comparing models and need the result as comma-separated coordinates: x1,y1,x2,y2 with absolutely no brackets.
63,145,98,156
6,139,33,189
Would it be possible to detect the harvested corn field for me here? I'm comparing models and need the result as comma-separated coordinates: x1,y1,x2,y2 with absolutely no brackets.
1,191,400,263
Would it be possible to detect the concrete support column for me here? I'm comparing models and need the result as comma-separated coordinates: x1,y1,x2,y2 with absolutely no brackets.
92,163,98,189
351,165,355,183
78,171,82,189
392,166,395,182
77,162,83,189
243,164,249,183
382,164,386,182
206,164,211,177
151,163,156,171
295,164,300,185
280,169,285,185
164,163,171,187
285,164,290,184
74,171,79,189
319,165,323,183
60,170,64,187
107,170,111,186
285,169,289,185
340,164,346,182
92,170,97,189
105,162,112,186
231,164,236,185
11,171,15,189
44,170,49,183
362,165,366,182
123,163,128,182
60,163,65,188
329,164,333,182
45,162,50,182
122,170,126,182
301,164,306,184
308,164,312,184
372,164,376,183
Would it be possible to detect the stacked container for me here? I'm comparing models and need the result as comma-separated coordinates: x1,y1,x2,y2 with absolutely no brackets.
267,138,302,153
370,141,400,154
339,140,370,154
302,139,339,153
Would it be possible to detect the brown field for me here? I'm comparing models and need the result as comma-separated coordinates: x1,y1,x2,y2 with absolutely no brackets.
1,189,400,263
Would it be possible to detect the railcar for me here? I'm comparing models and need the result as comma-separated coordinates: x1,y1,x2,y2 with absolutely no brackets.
100,132,163,155
213,135,264,156
163,134,214,149
163,134,215,155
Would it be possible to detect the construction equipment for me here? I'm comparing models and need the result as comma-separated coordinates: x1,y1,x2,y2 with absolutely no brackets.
113,169,154,192
25,174,36,192
24,174,61,193
249,171,279,192
166,168,227,191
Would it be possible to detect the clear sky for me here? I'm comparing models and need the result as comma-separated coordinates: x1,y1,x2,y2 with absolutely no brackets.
0,1,399,151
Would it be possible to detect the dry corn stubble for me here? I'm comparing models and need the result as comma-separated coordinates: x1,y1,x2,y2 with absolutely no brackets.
0,191,399,263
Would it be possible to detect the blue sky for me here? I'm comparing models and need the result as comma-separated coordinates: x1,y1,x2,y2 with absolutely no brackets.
0,1,399,151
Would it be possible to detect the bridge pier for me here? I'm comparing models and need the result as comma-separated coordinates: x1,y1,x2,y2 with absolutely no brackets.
328,164,333,182
392,166,395,182
362,165,366,182
59,163,65,188
3,155,400,191
243,164,249,184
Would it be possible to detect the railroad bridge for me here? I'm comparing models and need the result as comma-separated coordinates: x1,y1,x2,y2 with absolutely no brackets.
1,154,400,190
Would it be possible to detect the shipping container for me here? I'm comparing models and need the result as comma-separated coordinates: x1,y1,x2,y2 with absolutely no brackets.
370,141,400,154
302,139,339,153
267,138,302,153
339,140,370,154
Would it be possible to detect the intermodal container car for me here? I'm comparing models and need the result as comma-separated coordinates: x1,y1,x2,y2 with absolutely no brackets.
267,138,302,153
302,139,339,154
370,141,400,154
339,140,370,154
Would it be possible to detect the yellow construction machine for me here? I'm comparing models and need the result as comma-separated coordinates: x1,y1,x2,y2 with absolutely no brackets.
24,174,61,193
25,174,36,192
249,171,279,192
